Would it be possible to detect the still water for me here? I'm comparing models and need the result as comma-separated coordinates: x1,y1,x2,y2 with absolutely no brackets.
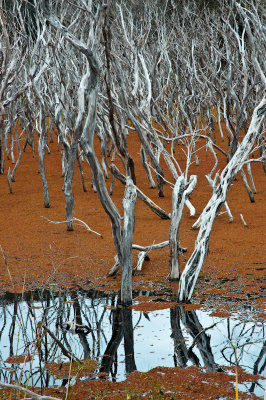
0,288,264,397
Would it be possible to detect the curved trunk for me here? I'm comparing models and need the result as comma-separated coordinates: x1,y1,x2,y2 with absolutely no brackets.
179,98,266,302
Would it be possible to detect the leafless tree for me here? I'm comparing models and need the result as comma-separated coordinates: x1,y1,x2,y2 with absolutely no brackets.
1,0,265,305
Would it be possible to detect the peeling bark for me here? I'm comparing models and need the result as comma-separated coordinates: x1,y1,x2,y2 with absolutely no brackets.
169,175,197,281
178,98,266,302
121,177,137,305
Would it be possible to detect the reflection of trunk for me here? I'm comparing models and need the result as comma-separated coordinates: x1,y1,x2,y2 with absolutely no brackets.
122,306,136,374
170,306,199,368
100,306,123,375
180,307,220,372
100,304,136,376
70,291,91,359
9,295,18,357
249,341,266,393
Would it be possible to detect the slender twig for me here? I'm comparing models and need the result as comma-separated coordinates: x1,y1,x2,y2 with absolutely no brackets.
41,216,103,238
240,214,248,227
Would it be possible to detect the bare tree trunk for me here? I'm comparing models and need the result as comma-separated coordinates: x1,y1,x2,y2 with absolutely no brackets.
140,145,156,188
7,167,12,193
241,168,255,202
10,124,22,182
110,164,170,220
169,175,197,280
0,106,4,173
38,133,50,208
64,138,78,231
31,69,50,208
0,132,4,174
77,152,87,192
178,98,266,302
247,163,256,193
121,177,137,305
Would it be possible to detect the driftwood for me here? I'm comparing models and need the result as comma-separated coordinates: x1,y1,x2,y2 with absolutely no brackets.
178,98,266,302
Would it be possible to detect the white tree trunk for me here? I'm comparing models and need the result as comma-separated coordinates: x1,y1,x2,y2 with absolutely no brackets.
169,175,197,280
140,145,156,188
110,164,170,219
178,98,266,302
38,133,50,208
121,177,137,305
64,138,78,231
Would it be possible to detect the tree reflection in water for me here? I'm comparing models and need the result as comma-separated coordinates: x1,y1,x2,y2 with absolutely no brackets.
100,300,136,379
0,289,264,397
170,305,223,372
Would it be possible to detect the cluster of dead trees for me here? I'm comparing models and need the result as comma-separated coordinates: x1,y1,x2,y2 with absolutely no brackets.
0,0,265,304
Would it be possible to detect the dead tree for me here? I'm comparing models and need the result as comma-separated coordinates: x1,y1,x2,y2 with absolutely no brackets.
29,29,51,208
178,97,266,302
45,3,137,305
0,1,29,178
169,175,197,280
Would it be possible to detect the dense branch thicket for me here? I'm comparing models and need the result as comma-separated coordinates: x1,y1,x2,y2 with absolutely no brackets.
0,0,265,303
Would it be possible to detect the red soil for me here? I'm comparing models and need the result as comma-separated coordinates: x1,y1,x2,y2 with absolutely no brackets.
0,127,264,307
0,125,265,399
